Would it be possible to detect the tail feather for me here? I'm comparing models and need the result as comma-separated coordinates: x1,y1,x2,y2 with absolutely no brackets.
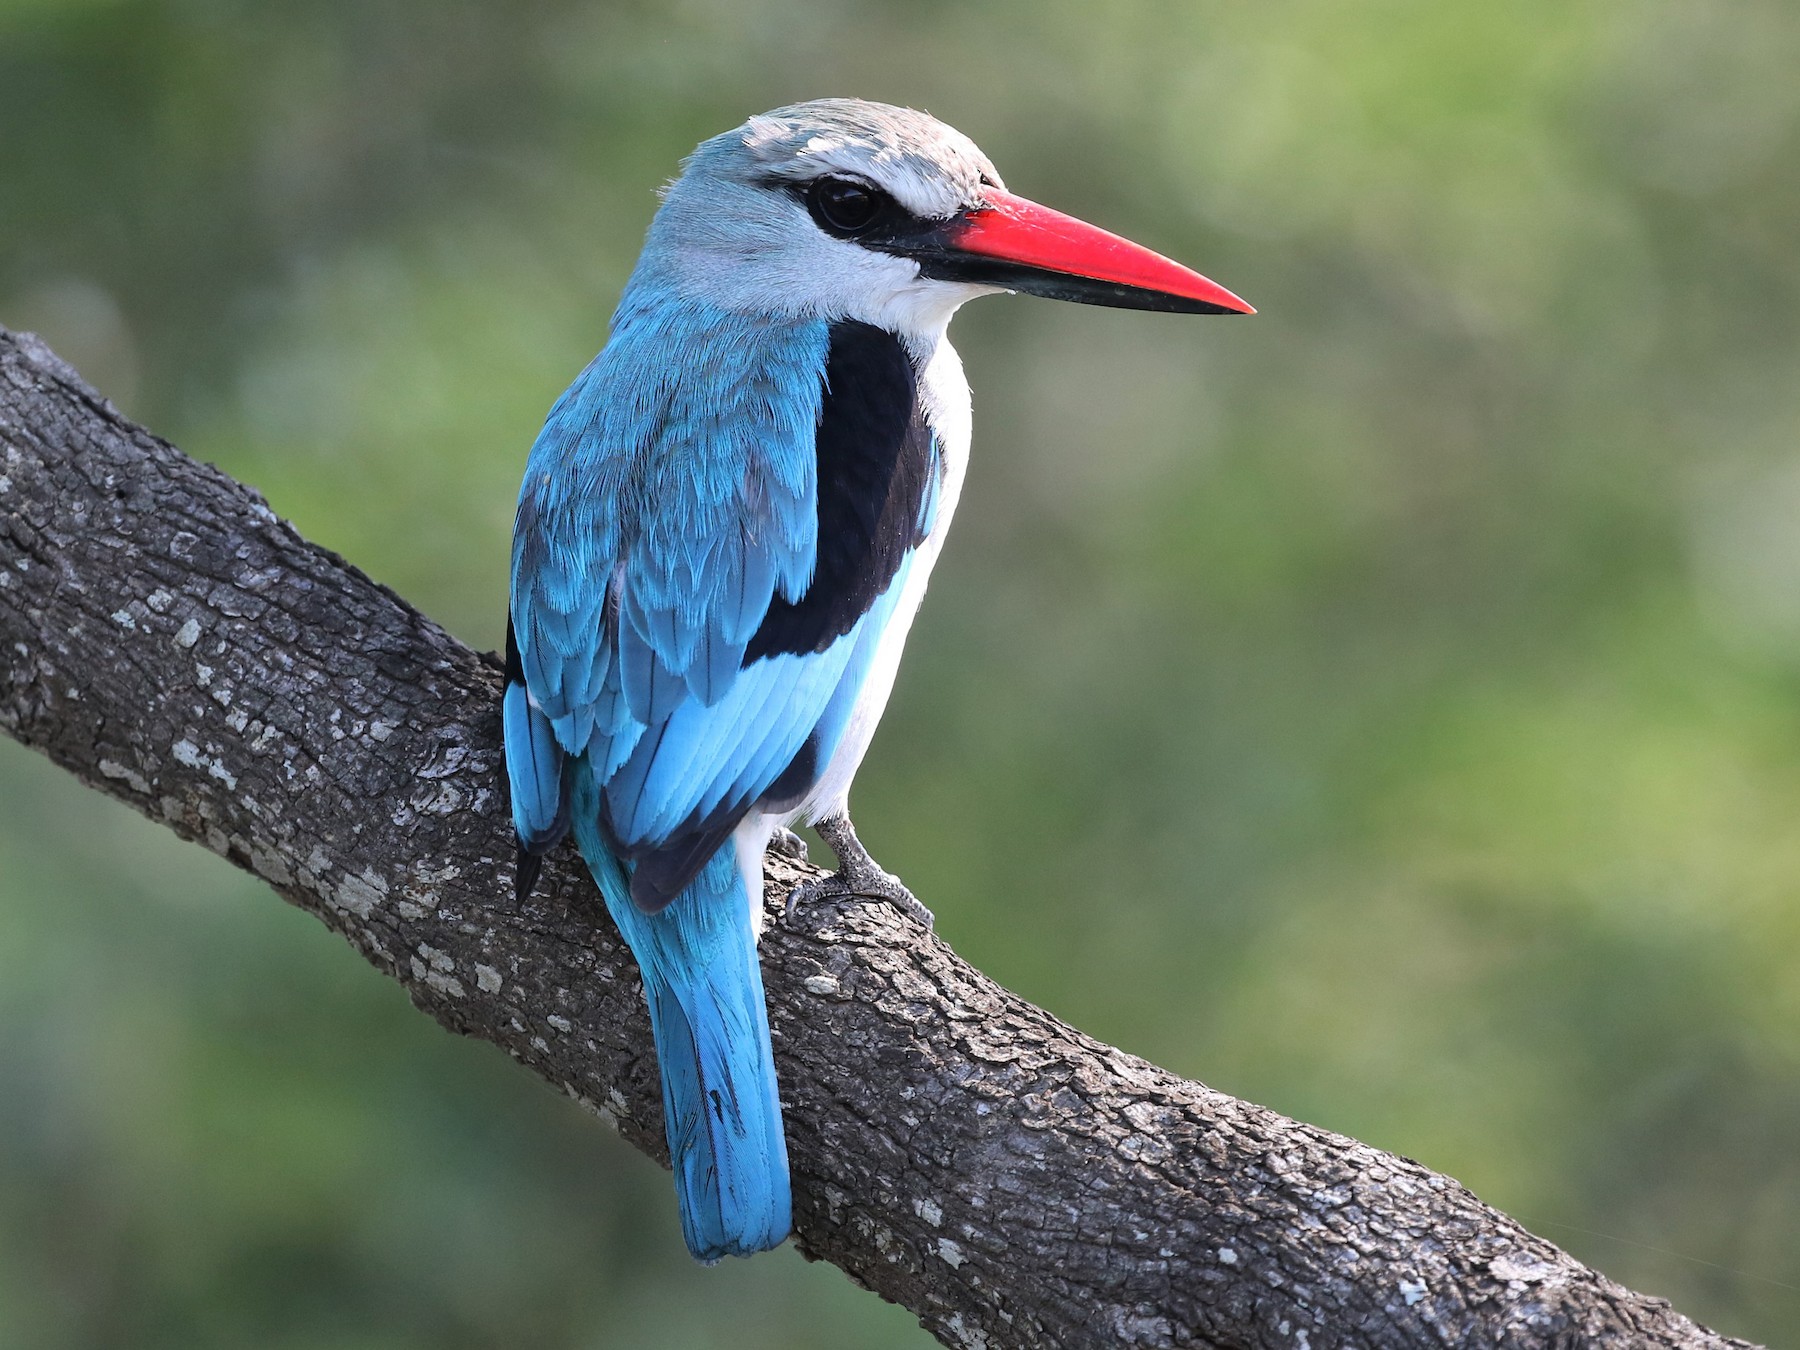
648,961,790,1258
571,783,791,1261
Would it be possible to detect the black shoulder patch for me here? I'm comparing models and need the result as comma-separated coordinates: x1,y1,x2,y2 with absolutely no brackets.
745,320,935,663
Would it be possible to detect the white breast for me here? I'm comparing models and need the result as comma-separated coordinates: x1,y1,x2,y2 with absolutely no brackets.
797,334,970,821
733,333,972,934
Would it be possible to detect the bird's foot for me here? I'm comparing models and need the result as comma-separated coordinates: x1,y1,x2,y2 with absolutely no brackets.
768,827,810,863
784,813,934,930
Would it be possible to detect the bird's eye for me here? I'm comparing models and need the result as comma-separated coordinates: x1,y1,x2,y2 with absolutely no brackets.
807,176,886,236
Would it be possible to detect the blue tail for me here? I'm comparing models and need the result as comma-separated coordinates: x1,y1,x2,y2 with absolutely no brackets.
570,776,791,1261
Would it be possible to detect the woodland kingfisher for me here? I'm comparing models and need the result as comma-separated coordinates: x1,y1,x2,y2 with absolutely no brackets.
502,98,1251,1262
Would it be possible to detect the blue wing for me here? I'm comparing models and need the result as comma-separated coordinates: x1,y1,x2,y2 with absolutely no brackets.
504,299,940,911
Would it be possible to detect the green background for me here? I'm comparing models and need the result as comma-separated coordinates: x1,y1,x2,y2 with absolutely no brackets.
4,1,1798,1345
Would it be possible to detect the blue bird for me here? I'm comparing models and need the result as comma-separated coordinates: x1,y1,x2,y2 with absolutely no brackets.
503,99,1251,1262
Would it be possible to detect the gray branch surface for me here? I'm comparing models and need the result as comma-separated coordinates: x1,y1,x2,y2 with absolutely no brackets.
0,326,1758,1350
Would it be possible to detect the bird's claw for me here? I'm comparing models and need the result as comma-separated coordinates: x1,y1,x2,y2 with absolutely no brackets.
781,873,828,929
845,865,935,930
783,812,933,930
782,849,934,931
768,827,810,862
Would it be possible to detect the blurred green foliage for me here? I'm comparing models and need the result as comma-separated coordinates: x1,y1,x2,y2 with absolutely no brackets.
3,0,1799,1344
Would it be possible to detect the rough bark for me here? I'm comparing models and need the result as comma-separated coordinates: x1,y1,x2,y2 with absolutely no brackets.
0,324,1758,1350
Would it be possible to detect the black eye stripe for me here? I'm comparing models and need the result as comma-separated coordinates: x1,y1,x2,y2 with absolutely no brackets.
806,175,891,237
772,174,948,255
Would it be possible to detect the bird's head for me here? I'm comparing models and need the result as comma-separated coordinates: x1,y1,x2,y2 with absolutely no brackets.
636,98,1252,337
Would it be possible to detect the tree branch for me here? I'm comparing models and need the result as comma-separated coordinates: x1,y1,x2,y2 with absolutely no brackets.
0,325,1757,1350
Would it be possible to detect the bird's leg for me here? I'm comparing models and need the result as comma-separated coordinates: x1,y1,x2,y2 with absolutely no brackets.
784,812,934,930
767,826,809,862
